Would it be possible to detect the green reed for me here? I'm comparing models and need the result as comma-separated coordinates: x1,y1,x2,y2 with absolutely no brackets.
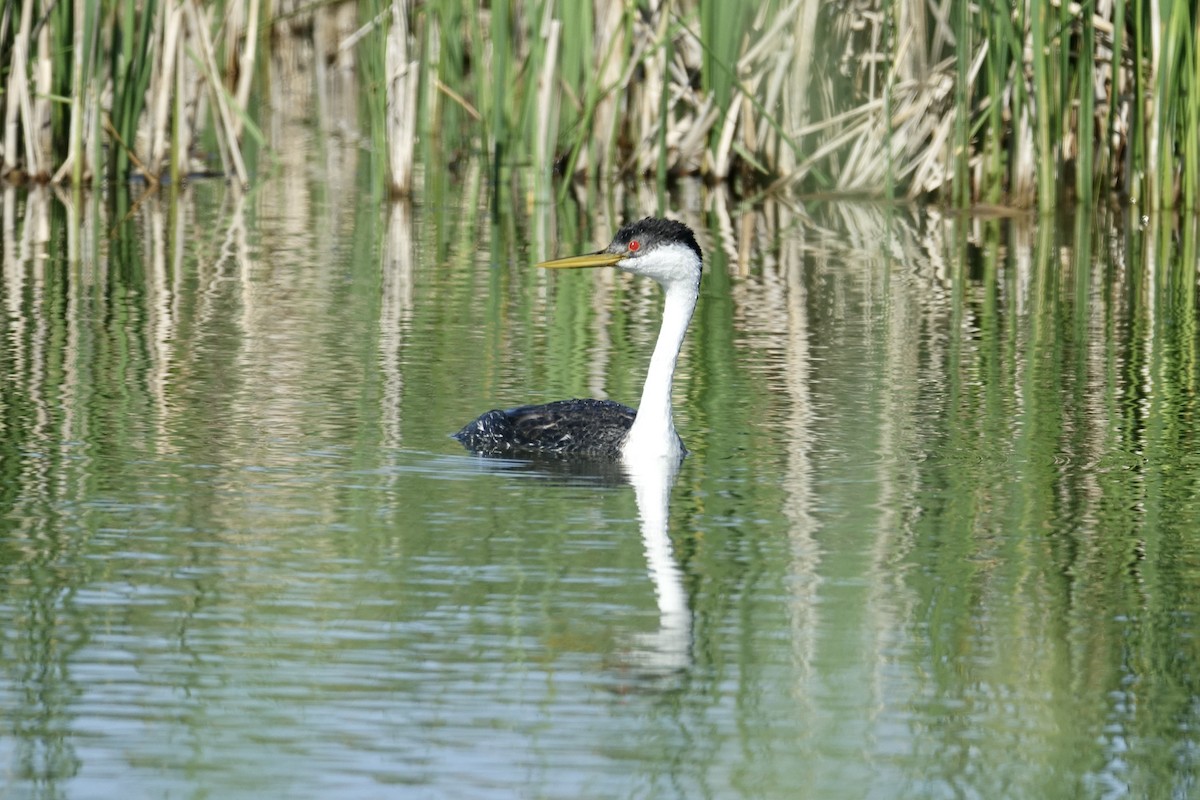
357,0,389,189
1029,0,1054,209
0,0,252,188
927,0,1197,210
1076,6,1095,206
952,1,971,209
0,0,1196,213
109,0,156,183
699,1,748,153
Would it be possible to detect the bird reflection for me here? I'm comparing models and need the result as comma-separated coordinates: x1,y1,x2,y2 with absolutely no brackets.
620,457,692,678
451,452,693,680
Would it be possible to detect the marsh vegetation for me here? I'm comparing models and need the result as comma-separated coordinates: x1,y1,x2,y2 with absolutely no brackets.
0,0,1196,209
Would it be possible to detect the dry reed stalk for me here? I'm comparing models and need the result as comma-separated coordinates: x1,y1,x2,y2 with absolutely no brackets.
102,115,156,181
3,0,36,178
586,0,627,179
708,88,742,180
434,80,481,120
61,0,90,185
625,4,670,177
651,7,676,177
535,16,561,187
672,96,717,174
33,2,51,167
386,0,418,195
774,0,819,175
233,0,262,138
172,28,193,186
624,7,712,177
340,8,388,55
185,0,248,185
148,3,183,180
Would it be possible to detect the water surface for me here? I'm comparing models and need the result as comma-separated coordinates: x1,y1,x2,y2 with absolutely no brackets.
1,182,1198,798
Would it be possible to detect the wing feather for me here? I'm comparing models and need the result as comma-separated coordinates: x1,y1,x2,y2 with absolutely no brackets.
454,399,635,458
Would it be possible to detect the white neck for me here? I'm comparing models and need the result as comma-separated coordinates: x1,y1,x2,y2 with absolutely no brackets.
621,277,699,462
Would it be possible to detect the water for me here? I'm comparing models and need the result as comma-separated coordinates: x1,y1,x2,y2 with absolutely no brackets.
2,181,1199,799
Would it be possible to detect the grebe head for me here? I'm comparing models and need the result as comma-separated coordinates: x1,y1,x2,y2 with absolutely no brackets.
604,218,702,287
538,217,702,290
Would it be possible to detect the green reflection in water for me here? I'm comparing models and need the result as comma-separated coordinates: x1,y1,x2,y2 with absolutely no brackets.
0,179,1198,798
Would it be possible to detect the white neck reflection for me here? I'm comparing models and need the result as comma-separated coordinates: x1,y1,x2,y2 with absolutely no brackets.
623,456,691,674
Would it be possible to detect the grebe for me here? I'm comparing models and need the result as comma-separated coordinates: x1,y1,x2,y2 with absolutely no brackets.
454,217,701,462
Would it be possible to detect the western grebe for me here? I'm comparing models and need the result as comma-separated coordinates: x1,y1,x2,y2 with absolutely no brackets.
454,217,702,462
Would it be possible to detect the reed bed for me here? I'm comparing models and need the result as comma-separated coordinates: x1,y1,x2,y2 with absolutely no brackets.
0,0,260,189
0,0,1195,210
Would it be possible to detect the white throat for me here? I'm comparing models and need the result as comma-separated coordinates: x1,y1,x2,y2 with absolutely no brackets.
621,276,699,464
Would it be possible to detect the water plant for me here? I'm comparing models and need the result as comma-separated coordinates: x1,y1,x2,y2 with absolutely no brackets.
0,0,1195,211
1,0,252,188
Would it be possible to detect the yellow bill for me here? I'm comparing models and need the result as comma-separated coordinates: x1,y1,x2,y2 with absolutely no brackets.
536,252,624,269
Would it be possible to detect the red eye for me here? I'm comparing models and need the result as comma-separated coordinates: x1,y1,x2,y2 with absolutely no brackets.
628,240,640,252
